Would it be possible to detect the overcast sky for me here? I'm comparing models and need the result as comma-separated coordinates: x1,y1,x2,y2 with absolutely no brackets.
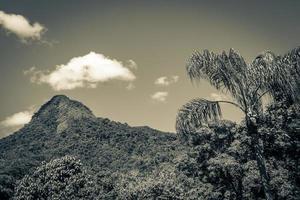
0,0,299,137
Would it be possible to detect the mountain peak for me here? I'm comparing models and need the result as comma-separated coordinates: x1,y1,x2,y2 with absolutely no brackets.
31,95,96,133
49,95,70,102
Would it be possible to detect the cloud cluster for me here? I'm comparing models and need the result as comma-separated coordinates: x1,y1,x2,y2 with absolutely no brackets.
154,75,179,86
151,91,168,102
1,109,34,128
0,107,35,138
0,10,46,41
26,52,136,91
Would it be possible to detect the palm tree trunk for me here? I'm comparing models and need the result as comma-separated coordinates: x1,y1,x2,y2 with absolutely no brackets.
247,120,273,200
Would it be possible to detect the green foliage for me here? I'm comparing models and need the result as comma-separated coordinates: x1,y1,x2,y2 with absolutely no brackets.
0,96,180,199
176,99,222,134
0,175,15,200
175,102,300,199
0,95,299,199
116,166,184,200
177,47,300,200
13,156,97,200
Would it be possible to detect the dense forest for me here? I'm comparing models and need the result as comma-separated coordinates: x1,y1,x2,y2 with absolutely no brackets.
0,47,299,199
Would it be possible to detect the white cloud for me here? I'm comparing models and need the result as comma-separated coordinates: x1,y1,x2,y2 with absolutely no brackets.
126,59,138,69
151,91,168,102
0,10,46,41
26,52,136,91
0,107,35,138
1,109,34,128
154,75,179,86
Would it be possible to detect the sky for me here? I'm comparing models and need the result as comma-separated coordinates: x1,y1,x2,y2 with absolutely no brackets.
0,0,299,137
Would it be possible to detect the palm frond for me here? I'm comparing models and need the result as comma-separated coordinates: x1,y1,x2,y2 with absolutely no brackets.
186,49,248,108
228,48,248,77
282,46,300,88
282,46,300,69
250,51,299,102
176,98,222,134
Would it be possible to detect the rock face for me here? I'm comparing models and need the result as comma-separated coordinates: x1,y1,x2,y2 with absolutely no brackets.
30,95,96,133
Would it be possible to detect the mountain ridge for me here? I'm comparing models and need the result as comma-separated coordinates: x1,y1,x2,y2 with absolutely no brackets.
0,95,180,199
1,96,299,199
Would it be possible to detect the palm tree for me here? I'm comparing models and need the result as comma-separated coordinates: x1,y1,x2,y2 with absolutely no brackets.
176,47,299,200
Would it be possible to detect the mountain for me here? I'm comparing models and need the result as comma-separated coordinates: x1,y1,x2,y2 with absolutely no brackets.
1,95,299,200
0,95,182,199
30,95,96,133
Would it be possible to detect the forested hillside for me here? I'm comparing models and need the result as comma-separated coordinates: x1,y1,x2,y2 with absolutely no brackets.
0,95,183,199
0,95,299,199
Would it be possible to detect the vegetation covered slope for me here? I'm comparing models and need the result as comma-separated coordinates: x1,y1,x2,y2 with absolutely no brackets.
0,95,182,199
0,95,299,199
